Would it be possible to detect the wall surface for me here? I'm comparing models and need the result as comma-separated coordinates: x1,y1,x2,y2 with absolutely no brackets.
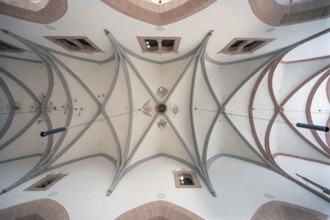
0,156,329,220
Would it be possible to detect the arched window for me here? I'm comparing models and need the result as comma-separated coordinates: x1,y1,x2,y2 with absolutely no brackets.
0,0,67,24
249,0,330,26
173,171,201,188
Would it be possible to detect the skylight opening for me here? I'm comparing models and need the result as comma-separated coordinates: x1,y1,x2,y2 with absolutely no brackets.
179,173,194,185
0,40,25,53
242,40,265,52
228,40,246,51
76,38,91,46
25,174,66,191
45,36,101,53
144,39,159,51
220,38,274,54
56,39,81,51
161,39,175,51
173,171,201,188
138,37,180,53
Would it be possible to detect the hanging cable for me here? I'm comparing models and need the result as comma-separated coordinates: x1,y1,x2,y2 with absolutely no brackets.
40,109,140,137
195,107,329,132
296,123,329,132
252,107,330,115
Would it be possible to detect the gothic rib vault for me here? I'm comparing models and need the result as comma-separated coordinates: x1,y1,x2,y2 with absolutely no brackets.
0,27,329,202
0,0,330,219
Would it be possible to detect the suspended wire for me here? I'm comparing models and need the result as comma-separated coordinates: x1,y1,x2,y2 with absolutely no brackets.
195,107,294,125
40,109,140,137
197,107,329,131
0,108,140,129
194,107,218,113
68,109,140,129
252,107,330,115
0,108,68,114
225,112,290,125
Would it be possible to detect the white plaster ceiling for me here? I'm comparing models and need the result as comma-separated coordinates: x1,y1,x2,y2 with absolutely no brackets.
0,0,329,200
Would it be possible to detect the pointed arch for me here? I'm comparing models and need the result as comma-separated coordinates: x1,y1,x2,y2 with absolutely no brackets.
115,200,203,220
249,0,330,26
0,198,70,220
0,0,67,24
251,200,328,220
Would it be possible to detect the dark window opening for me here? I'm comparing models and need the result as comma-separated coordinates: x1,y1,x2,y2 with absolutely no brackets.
75,38,94,50
180,177,194,185
242,40,265,52
228,40,246,51
220,38,273,54
0,40,24,53
56,39,80,50
36,176,57,189
174,171,201,188
161,39,175,51
138,37,180,53
179,174,194,185
76,38,91,46
45,36,101,53
25,174,66,191
145,39,158,51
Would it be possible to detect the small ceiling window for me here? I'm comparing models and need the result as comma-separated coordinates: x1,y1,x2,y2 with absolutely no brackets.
179,173,194,185
220,38,274,54
25,174,66,191
138,37,180,53
0,40,25,53
228,40,246,52
45,36,101,53
161,39,175,51
144,39,159,51
173,171,201,188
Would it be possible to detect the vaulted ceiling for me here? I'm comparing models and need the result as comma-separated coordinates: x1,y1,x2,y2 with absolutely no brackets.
0,0,329,203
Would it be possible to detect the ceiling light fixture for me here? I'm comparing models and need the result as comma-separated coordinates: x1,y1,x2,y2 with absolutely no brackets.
40,127,66,137
296,123,329,132
40,110,139,137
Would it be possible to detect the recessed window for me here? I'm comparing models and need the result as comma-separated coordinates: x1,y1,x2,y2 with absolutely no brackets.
138,37,180,53
161,39,175,51
220,38,274,54
144,39,159,51
173,171,201,188
179,173,194,185
45,36,101,53
0,40,24,53
228,40,247,52
25,174,66,191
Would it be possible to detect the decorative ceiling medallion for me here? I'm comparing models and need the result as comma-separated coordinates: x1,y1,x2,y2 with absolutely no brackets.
157,104,167,113
156,87,168,98
169,103,180,117
142,100,153,116
157,118,166,130
101,0,216,26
